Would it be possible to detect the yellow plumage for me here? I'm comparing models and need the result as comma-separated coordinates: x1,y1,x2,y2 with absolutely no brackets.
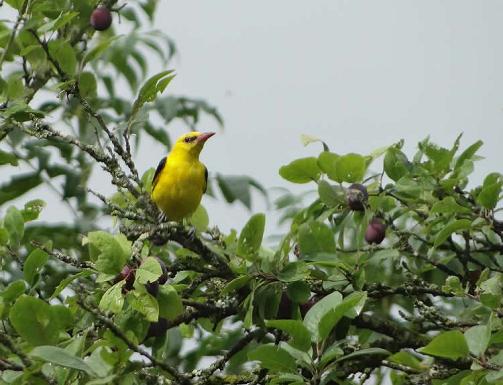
151,131,214,221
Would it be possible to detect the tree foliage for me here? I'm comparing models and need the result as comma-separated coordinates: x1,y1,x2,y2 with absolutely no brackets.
1,1,503,385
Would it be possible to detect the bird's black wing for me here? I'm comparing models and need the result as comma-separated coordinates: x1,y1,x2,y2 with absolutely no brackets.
203,166,208,193
152,156,167,192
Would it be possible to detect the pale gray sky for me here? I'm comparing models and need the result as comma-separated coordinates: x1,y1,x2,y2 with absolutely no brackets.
3,1,503,235
147,0,503,232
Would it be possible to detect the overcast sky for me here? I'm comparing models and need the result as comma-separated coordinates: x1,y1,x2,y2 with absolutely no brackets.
147,0,503,233
3,0,503,235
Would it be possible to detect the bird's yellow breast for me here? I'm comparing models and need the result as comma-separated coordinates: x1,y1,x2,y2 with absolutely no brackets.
151,157,206,221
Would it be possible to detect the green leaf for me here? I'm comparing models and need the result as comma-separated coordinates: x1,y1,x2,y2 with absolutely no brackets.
85,231,131,275
455,140,483,170
237,213,265,259
0,149,18,166
420,139,453,174
384,147,410,181
464,324,491,356
129,70,175,123
333,153,367,183
1,280,26,302
477,173,502,210
99,281,125,314
265,320,311,351
319,344,344,368
298,221,335,257
2,100,45,121
318,292,366,341
304,292,366,342
83,36,121,65
51,304,73,331
30,346,95,376
222,276,251,295
135,257,162,284
157,285,184,320
318,152,367,183
286,281,311,304
0,227,8,246
48,39,77,76
418,330,469,360
4,206,24,247
248,344,297,372
430,197,471,215
190,205,209,233
4,0,23,10
130,291,159,322
9,295,61,346
216,174,268,209
85,375,117,385
38,11,78,33
23,248,48,286
144,123,171,148
244,290,255,329
318,180,345,208
442,276,464,296
278,261,309,283
318,152,339,180
433,219,471,248
303,291,342,342
78,72,97,98
6,75,24,100
388,351,424,371
279,157,321,183
21,199,46,221
50,270,94,299
0,172,43,205
335,348,390,363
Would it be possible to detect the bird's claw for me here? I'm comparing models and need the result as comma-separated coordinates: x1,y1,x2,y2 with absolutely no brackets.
186,225,197,241
157,212,168,223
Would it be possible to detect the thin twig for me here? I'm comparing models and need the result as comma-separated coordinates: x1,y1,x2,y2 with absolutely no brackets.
78,299,189,384
32,241,94,269
197,329,265,381
0,0,29,71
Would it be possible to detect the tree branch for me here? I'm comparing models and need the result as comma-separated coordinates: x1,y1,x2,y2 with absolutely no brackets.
77,299,190,385
0,0,29,71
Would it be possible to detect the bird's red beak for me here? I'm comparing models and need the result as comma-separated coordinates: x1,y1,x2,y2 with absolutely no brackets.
197,132,215,143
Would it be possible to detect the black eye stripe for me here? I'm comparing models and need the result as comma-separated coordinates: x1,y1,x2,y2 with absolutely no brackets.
184,136,197,143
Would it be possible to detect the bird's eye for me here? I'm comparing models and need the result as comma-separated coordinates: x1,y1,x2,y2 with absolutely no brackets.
184,136,196,143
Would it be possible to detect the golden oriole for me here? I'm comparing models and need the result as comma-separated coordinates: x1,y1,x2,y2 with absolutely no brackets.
151,131,215,221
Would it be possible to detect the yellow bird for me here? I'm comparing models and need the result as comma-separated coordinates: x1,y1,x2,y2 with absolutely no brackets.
151,131,215,221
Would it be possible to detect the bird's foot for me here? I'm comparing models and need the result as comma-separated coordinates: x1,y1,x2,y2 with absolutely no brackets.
157,212,168,223
186,225,197,242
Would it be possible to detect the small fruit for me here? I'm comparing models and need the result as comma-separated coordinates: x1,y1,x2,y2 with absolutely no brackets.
145,281,159,297
365,218,386,244
90,6,112,31
146,318,168,338
156,257,169,284
347,183,368,211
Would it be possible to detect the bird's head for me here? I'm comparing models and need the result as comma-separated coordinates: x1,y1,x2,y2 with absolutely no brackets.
173,131,215,157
